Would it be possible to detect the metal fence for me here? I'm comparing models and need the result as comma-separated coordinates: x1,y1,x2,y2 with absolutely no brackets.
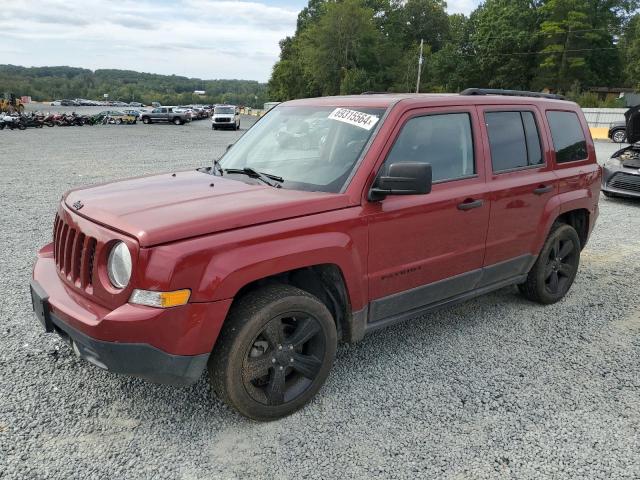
582,108,627,129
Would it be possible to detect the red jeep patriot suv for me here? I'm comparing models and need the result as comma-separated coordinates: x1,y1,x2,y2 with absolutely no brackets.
31,89,600,420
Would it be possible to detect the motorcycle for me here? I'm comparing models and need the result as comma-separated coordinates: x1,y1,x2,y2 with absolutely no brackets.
0,114,26,130
20,113,45,128
42,113,58,127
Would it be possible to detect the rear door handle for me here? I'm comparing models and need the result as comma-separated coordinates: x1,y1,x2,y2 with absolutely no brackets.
533,185,553,195
457,199,484,210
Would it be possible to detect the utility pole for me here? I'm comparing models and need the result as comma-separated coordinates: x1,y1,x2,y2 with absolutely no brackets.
416,39,424,93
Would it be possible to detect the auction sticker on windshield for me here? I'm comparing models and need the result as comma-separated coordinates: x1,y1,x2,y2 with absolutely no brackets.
328,108,379,131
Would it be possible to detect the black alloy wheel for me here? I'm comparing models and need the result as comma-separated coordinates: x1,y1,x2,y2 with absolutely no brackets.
519,223,581,304
543,235,578,296
209,284,337,420
243,312,326,406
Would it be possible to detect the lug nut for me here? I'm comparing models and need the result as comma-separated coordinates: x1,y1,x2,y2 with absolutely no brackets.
290,358,294,363
278,345,282,350
272,358,276,363
279,366,284,370
289,345,294,350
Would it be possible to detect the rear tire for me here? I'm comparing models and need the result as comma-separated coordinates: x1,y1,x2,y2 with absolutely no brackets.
209,284,337,421
173,117,182,125
518,223,581,304
612,130,626,143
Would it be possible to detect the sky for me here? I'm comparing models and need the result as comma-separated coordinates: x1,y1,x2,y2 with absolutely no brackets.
0,0,481,82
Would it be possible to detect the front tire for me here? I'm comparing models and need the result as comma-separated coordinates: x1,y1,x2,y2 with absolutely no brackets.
142,117,151,124
519,223,581,304
173,117,182,125
209,284,337,421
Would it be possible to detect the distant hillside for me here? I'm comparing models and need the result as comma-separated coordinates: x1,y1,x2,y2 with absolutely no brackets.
0,65,268,107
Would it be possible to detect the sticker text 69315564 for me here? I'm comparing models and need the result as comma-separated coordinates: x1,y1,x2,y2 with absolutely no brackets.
328,108,380,131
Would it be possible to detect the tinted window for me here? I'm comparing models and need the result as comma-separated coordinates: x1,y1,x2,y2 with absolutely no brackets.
485,111,543,172
522,112,543,165
546,111,587,163
384,113,475,182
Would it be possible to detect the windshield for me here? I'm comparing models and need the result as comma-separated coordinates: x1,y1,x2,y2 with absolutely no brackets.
215,107,235,114
219,105,385,193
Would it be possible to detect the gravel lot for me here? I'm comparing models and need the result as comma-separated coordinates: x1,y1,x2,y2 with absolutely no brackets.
1,115,639,479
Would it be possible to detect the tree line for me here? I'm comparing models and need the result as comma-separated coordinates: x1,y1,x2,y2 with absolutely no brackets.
268,0,640,105
0,65,268,107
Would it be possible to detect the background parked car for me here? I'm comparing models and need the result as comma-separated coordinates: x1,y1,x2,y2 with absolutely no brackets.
211,105,240,130
608,121,627,143
141,107,191,125
89,110,137,125
602,105,640,198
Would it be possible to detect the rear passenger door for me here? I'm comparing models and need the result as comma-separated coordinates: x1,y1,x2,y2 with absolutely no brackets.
479,106,557,272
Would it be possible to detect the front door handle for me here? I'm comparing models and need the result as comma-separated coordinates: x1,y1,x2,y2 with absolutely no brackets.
533,185,553,195
457,199,484,211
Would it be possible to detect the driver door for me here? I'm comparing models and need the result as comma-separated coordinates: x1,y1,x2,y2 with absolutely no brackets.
364,107,490,323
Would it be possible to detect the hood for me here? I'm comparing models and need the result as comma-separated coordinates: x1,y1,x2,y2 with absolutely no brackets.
625,105,640,144
65,171,351,247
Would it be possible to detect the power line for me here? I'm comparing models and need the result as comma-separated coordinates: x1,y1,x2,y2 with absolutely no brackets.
451,46,621,58
469,26,621,43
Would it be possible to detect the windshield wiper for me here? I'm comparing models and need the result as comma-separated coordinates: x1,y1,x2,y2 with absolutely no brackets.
223,167,284,188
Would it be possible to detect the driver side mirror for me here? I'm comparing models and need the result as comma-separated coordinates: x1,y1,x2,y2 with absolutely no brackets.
369,162,432,201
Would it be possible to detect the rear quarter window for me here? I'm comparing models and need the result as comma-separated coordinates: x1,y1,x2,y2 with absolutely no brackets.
546,111,588,163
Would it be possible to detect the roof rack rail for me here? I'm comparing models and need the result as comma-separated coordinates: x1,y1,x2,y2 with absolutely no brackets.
360,91,391,95
460,88,566,100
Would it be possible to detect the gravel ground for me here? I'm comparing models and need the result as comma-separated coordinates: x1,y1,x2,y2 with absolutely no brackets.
0,117,639,479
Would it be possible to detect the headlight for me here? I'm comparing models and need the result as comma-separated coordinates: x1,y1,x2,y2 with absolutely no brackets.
107,242,132,289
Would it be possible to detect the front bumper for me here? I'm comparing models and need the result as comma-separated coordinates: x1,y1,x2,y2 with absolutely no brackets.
602,164,640,199
31,248,232,385
212,117,235,126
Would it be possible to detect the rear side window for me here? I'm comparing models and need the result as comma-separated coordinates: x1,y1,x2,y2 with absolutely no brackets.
546,111,588,163
384,113,475,182
485,111,543,172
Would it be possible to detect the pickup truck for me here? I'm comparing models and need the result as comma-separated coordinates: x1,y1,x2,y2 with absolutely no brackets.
141,107,191,125
30,89,600,421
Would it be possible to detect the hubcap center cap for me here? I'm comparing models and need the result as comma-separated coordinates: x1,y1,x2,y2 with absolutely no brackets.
274,345,293,366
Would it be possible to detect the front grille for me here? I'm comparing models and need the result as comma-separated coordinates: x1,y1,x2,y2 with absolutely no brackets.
622,157,640,169
608,172,640,193
53,214,97,289
215,117,230,123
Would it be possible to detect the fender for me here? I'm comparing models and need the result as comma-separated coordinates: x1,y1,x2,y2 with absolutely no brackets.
197,230,366,307
139,208,369,311
532,188,593,254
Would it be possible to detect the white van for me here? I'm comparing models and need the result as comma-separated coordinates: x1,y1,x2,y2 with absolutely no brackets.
212,105,240,130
